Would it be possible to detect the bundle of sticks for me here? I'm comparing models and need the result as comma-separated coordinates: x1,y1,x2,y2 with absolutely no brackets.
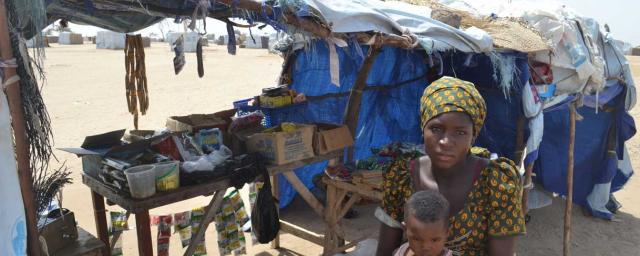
125,34,148,129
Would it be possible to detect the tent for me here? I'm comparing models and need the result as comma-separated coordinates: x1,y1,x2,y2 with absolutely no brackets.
2,0,636,255
95,31,125,49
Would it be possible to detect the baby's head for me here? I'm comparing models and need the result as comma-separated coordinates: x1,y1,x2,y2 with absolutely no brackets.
403,190,450,256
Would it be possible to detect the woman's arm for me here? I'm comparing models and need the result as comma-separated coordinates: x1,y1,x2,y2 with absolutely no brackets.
488,236,517,256
376,223,403,256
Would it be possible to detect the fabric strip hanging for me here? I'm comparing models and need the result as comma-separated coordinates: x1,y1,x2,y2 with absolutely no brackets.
125,34,149,129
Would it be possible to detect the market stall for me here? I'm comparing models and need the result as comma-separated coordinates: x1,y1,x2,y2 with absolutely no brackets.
2,0,638,256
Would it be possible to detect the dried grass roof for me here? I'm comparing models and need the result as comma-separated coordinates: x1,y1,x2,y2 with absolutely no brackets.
396,0,551,52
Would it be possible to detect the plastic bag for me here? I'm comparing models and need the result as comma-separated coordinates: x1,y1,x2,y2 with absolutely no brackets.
182,145,233,173
251,171,280,244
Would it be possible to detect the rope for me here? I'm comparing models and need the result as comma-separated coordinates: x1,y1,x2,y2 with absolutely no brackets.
124,35,148,130
0,58,17,68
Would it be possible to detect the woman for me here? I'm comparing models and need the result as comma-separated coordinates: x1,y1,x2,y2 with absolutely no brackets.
375,77,525,256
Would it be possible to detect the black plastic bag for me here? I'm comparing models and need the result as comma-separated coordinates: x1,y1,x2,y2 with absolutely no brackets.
251,171,280,244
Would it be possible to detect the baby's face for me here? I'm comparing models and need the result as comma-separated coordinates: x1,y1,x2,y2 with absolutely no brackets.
405,215,448,256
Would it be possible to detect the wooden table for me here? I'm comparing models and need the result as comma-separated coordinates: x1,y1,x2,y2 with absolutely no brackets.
82,174,229,256
321,176,383,255
266,150,344,256
52,227,106,256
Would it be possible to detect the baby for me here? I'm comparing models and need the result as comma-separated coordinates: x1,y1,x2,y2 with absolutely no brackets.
394,190,452,256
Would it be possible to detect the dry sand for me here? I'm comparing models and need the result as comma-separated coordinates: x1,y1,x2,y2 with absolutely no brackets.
41,43,640,255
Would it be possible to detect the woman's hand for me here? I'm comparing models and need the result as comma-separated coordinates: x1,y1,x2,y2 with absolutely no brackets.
376,223,403,256
414,155,438,191
488,236,517,256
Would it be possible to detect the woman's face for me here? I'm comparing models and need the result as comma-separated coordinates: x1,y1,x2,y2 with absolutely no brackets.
423,112,474,170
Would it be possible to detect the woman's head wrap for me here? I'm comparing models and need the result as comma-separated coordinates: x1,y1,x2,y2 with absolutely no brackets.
420,76,487,138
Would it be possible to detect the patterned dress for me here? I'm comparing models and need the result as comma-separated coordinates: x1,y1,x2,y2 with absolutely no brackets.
379,148,526,256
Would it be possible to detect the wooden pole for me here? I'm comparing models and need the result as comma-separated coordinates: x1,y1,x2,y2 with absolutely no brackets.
563,102,576,256
343,45,382,162
0,1,42,255
514,116,526,165
521,163,535,215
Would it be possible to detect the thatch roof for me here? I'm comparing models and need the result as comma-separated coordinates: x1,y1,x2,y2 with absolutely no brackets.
397,0,551,53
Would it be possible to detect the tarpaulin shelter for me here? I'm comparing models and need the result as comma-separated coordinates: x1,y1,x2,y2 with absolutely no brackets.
2,0,636,255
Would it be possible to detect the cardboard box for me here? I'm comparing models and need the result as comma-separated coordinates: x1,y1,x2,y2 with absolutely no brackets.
166,109,236,146
39,211,79,254
166,114,226,133
314,123,354,155
259,94,292,108
247,124,315,165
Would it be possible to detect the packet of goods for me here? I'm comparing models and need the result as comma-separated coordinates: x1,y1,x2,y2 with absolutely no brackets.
197,128,224,153
174,211,192,231
156,215,172,256
230,191,250,225
174,211,192,248
177,225,192,248
110,211,129,233
192,207,207,255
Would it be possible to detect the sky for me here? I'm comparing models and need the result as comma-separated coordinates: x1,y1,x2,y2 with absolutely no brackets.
61,0,639,46
551,0,639,45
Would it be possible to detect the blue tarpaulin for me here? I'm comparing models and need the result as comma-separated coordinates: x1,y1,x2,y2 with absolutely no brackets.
534,83,635,219
273,40,529,208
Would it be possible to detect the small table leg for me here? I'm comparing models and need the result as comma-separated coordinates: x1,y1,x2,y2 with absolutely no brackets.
271,174,280,249
91,191,111,256
135,211,153,256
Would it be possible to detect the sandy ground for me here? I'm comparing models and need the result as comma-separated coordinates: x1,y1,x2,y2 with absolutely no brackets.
40,43,640,255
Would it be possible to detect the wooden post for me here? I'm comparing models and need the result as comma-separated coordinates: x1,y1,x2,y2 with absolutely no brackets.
91,192,111,255
135,211,153,256
270,174,280,249
521,163,535,215
514,116,526,165
564,103,576,256
343,45,382,162
0,1,41,255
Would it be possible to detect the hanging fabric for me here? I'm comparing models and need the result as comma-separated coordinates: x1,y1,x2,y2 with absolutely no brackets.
197,37,205,78
226,22,237,55
124,34,148,130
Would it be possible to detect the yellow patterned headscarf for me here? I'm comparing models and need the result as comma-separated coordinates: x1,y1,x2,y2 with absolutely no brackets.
420,76,487,138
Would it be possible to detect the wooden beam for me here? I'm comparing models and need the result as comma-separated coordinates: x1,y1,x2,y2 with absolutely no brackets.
514,116,526,165
267,150,343,176
135,211,153,256
184,190,226,256
343,45,382,162
564,103,576,256
0,1,41,255
324,177,382,201
521,163,535,215
280,220,325,246
282,171,325,217
337,195,361,221
270,175,280,249
82,174,229,213
91,192,111,256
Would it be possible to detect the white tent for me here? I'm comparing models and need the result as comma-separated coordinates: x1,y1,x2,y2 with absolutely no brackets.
166,32,205,52
58,32,83,45
96,31,125,49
